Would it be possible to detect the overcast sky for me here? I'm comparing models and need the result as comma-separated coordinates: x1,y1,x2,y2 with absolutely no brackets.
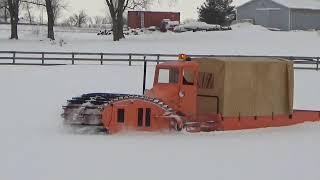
63,0,248,21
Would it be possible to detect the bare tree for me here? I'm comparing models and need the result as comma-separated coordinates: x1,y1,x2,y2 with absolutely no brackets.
8,0,20,39
87,16,93,27
105,0,126,41
51,0,67,24
105,0,168,41
88,15,109,28
70,10,88,27
45,0,55,40
128,0,152,10
60,16,73,26
22,0,66,25
22,2,34,23
21,0,57,40
0,0,9,23
93,15,105,25
63,10,88,27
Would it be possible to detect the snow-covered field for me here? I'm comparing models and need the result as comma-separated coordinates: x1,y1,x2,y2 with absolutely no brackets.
1,23,320,57
0,24,320,180
0,65,319,180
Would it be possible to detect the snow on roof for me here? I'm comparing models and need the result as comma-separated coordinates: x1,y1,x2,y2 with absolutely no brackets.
233,0,252,6
237,0,320,10
274,0,320,9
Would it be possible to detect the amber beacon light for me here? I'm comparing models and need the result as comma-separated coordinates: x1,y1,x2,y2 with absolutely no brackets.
178,54,190,61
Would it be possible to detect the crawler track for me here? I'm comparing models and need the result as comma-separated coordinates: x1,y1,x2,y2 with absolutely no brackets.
62,93,180,133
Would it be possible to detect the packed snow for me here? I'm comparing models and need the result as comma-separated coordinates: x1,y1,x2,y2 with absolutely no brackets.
174,21,221,32
0,23,320,180
0,64,319,180
1,23,320,57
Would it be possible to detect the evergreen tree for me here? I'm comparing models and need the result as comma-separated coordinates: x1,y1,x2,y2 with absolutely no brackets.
198,0,235,25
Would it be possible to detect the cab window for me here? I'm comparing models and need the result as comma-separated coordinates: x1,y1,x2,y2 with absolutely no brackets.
158,69,179,84
183,69,195,85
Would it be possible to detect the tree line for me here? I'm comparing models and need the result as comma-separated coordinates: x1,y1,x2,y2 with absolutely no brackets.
0,0,155,41
0,0,234,41
0,0,64,40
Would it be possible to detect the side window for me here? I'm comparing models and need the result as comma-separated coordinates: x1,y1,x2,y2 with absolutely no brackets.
137,108,143,127
158,69,179,84
145,108,151,127
198,72,214,89
183,69,195,85
117,109,125,123
158,69,170,83
137,108,151,128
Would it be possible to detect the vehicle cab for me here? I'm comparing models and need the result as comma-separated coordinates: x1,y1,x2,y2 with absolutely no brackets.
146,55,199,116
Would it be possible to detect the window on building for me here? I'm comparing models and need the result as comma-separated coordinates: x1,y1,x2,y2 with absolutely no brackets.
117,109,125,123
145,108,151,127
138,108,143,127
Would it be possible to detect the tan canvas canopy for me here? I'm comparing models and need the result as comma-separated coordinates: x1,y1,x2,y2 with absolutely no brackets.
193,57,294,117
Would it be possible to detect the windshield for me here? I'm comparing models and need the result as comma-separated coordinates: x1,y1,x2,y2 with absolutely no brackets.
157,68,179,84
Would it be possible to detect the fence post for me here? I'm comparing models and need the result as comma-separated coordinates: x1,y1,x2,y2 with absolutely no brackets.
289,56,294,61
12,51,16,64
142,56,147,94
157,55,160,65
41,52,45,65
129,54,132,66
71,52,75,65
317,57,319,71
100,53,104,65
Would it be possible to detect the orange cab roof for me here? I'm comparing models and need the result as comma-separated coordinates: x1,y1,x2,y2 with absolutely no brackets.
157,61,198,68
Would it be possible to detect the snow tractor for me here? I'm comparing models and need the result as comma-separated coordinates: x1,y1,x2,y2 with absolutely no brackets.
62,55,320,134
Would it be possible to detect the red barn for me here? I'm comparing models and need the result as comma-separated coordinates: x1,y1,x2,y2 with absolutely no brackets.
128,11,180,29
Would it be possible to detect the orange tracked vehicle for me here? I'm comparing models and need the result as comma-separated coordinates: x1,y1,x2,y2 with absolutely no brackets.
62,55,320,134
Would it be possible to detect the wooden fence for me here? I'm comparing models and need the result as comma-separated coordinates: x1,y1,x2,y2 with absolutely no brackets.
0,51,319,70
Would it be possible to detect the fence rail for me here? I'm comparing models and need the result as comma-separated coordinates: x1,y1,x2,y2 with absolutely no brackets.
0,51,319,70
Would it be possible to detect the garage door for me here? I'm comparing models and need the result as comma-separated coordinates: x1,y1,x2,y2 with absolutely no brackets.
255,8,281,28
255,9,270,27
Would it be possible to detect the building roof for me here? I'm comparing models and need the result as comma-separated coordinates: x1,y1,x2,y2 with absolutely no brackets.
274,0,320,9
237,0,320,10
